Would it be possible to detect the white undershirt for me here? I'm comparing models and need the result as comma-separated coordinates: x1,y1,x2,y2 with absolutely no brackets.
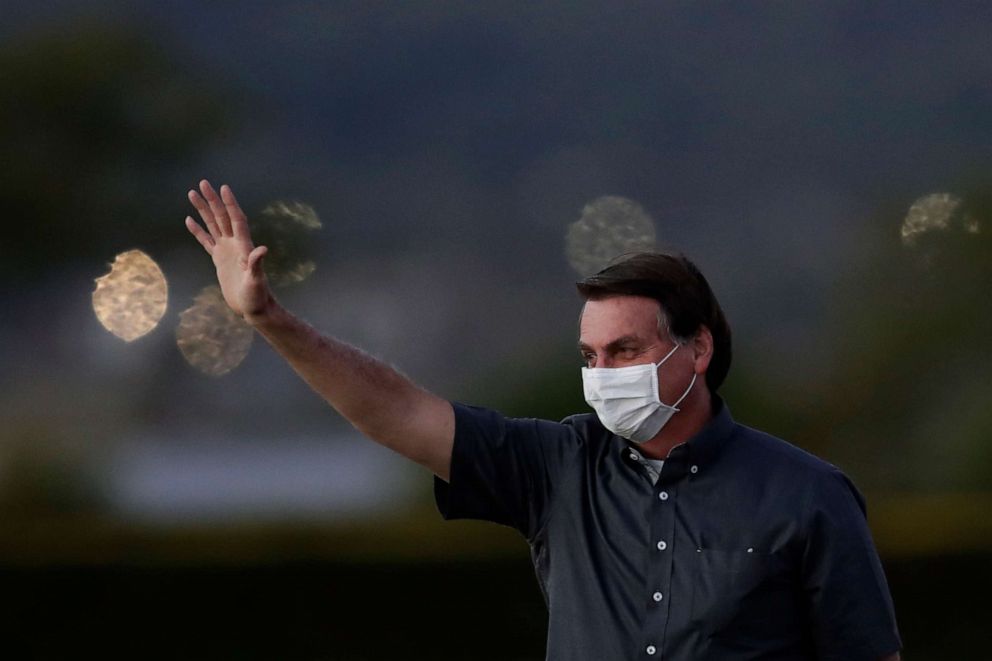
628,441,691,485
628,448,666,484
642,458,665,485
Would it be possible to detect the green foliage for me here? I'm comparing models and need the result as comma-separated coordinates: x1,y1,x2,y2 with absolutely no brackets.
813,187,992,490
0,22,230,280
468,342,588,422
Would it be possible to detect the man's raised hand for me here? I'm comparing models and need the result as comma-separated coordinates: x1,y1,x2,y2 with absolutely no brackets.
184,181,454,479
185,180,272,319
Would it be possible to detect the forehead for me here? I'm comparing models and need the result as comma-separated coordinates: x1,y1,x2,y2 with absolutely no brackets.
579,295,662,346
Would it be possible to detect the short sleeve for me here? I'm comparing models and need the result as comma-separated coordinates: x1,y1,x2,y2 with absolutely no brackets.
802,469,902,660
434,402,583,540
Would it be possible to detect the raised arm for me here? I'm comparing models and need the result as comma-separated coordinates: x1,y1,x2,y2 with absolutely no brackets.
184,180,455,480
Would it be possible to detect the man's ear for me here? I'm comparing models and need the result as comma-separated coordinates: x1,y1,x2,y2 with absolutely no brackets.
692,325,714,375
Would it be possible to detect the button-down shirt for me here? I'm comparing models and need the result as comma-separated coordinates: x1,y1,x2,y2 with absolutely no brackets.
435,398,901,660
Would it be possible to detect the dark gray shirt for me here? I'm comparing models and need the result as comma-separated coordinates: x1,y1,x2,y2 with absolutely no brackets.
435,398,901,660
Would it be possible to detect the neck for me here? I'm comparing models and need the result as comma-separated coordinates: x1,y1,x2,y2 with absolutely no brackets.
638,388,714,460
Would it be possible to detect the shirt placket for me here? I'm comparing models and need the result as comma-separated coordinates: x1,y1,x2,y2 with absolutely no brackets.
640,446,688,658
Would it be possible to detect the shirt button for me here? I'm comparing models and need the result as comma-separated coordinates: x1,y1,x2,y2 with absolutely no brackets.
656,540,667,551
690,464,699,474
652,591,663,602
629,453,639,461
658,491,669,501
646,645,657,655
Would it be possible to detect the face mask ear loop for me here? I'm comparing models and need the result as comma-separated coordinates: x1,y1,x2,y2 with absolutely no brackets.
649,343,685,408
655,342,682,368
670,372,697,410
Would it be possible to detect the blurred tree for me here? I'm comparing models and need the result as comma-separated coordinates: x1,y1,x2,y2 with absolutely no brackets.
0,21,230,282
482,343,588,422
808,187,992,491
0,20,237,521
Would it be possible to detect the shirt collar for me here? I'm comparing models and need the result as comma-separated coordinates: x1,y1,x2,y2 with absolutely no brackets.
618,395,735,473
682,395,735,467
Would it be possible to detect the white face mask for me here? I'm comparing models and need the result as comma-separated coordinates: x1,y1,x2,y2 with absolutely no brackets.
581,342,696,443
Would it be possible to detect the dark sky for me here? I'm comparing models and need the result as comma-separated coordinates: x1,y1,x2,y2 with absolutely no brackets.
6,0,991,375
8,1,991,261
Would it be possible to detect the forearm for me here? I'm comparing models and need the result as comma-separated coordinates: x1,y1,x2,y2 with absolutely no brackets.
184,180,454,478
246,297,455,479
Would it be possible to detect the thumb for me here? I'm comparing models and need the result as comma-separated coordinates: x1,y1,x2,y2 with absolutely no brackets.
247,245,268,277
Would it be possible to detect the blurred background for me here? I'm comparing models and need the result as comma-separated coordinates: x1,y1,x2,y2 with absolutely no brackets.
2,1,990,658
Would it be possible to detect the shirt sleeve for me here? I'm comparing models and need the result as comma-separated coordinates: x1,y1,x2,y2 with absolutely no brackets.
802,469,902,660
434,402,583,541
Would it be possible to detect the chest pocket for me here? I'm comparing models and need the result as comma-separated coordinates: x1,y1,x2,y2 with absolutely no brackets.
690,548,793,636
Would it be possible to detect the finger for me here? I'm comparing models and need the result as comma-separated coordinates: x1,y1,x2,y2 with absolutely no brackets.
247,245,268,277
185,216,215,255
188,188,221,239
220,184,251,242
200,179,232,237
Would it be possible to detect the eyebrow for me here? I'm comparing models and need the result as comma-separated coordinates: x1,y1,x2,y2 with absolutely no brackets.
578,335,643,353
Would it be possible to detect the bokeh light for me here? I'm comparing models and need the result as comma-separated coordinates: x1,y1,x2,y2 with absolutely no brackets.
565,196,656,277
175,286,253,376
900,193,980,246
253,200,322,287
91,249,168,342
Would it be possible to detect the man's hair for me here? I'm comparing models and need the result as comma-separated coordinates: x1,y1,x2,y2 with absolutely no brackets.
576,252,732,392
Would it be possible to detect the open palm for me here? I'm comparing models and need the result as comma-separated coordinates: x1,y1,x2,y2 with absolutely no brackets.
185,180,271,317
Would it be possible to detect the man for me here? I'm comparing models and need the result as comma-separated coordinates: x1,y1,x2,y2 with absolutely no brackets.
185,180,902,660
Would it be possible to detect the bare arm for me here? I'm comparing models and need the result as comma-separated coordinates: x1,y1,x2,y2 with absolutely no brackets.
185,180,454,480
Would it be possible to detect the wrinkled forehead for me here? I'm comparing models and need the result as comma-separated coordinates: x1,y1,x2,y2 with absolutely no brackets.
578,295,664,346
